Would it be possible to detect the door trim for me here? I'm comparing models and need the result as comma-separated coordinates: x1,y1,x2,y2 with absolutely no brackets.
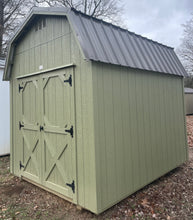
16,63,75,79
17,66,78,203
22,176,73,203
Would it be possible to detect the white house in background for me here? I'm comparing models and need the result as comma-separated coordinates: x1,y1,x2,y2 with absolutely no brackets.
0,58,10,156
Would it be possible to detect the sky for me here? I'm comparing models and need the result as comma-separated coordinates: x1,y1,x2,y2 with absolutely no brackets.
123,0,193,49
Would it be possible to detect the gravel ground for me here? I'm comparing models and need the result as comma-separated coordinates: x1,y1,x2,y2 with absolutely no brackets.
0,117,193,219
186,116,193,148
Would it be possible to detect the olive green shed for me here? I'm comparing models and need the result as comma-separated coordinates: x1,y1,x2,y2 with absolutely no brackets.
4,7,188,214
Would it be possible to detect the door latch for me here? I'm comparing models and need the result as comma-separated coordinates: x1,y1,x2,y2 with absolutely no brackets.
64,75,72,87
65,126,73,138
66,180,75,193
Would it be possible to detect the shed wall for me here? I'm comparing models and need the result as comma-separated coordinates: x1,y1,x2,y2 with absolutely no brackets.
10,16,97,212
184,93,193,115
92,62,187,213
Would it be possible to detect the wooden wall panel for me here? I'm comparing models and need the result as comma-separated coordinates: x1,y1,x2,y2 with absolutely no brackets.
92,63,187,213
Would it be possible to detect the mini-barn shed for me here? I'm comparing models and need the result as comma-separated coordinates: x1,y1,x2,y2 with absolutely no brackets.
3,7,188,214
0,58,10,156
184,87,193,115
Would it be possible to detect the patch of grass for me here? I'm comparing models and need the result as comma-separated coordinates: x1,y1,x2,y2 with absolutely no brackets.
34,210,42,218
0,204,27,219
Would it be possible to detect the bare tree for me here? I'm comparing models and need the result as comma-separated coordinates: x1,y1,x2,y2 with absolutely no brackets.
0,0,32,56
177,15,193,76
34,0,124,24
0,0,3,57
184,76,193,88
0,0,124,56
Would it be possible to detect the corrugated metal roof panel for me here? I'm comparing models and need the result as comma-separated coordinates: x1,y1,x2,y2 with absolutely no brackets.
69,8,188,76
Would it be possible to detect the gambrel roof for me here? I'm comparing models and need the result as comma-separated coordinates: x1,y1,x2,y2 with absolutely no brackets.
3,7,187,80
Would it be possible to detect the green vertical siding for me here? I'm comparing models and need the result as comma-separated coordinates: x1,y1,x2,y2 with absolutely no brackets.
11,16,97,213
70,33,97,212
13,16,72,76
92,62,187,213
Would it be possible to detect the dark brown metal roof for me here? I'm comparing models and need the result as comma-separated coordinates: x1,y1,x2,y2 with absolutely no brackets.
69,8,187,76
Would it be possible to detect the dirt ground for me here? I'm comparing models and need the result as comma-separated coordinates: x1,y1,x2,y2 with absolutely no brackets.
0,117,193,219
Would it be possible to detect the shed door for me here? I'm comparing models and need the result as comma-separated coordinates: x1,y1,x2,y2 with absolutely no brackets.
41,69,76,200
17,67,76,201
18,77,41,184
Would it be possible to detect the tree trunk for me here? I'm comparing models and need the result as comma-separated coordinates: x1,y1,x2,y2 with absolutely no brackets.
0,0,4,57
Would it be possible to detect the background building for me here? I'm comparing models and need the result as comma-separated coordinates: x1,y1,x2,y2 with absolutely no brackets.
0,58,10,156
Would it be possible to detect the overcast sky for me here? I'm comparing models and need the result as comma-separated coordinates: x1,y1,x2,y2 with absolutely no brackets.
123,0,193,49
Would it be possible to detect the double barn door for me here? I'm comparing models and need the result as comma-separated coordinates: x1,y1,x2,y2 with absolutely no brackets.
16,67,76,201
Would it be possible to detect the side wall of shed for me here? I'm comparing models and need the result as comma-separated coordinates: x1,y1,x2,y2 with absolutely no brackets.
92,62,187,213
10,16,97,213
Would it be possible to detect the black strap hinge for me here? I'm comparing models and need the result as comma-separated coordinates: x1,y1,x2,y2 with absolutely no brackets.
19,84,24,93
65,126,73,138
64,75,72,87
66,180,75,193
19,121,24,130
20,161,24,170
